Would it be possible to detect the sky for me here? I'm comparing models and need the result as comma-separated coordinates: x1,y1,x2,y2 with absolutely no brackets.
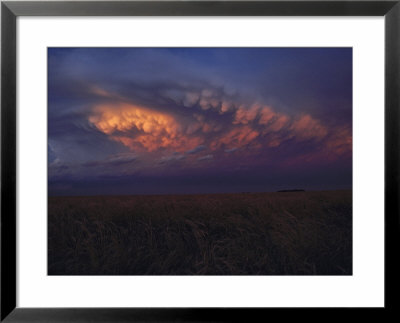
48,48,352,196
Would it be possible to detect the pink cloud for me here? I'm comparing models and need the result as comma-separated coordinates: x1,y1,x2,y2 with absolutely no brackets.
87,87,351,165
210,126,259,150
290,114,328,141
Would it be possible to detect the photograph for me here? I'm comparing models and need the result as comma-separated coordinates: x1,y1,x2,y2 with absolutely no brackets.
48,47,352,276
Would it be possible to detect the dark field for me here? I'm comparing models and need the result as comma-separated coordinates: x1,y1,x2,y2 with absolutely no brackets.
48,190,352,275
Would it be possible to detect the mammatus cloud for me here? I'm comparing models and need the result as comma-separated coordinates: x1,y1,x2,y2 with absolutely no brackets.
89,103,203,152
210,126,260,150
48,48,352,195
87,86,351,167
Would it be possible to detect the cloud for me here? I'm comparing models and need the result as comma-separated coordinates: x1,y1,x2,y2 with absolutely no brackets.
323,125,352,157
82,153,137,167
160,153,186,164
290,114,328,141
48,152,141,182
258,106,276,125
225,147,238,153
183,92,200,107
106,154,137,165
89,103,179,136
233,104,261,124
87,87,351,166
186,145,207,155
210,126,259,150
197,154,213,161
89,103,203,152
48,144,57,164
48,48,352,194
267,115,289,132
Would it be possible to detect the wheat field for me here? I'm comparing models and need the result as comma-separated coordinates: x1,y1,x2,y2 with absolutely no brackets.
48,190,352,275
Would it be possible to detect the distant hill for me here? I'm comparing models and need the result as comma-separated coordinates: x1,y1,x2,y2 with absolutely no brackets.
277,189,305,192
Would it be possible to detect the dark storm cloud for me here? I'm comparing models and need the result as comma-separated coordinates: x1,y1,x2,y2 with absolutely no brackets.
48,48,352,195
82,154,137,167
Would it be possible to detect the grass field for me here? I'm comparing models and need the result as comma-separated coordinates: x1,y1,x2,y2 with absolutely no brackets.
48,190,352,275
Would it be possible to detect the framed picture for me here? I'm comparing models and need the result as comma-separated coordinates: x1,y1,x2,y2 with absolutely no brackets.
1,0,399,321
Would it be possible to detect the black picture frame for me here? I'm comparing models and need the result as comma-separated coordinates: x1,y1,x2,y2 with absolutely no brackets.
1,0,399,321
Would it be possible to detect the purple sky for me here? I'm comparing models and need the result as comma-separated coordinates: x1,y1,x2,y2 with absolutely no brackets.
48,48,352,195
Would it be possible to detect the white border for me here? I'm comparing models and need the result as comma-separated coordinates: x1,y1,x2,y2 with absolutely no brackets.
17,17,384,307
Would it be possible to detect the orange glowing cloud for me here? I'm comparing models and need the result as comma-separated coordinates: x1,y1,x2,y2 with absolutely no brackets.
210,126,259,150
89,103,202,152
88,92,351,164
